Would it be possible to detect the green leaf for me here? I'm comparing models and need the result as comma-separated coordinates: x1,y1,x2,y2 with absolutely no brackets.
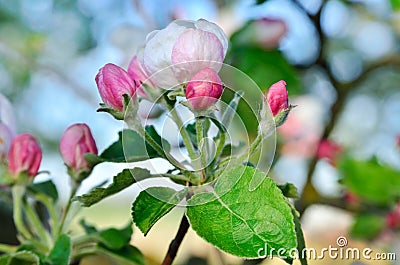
185,123,198,148
46,235,71,265
28,180,58,201
0,251,39,265
292,208,307,265
340,158,400,205
391,0,400,10
97,245,145,265
79,219,98,234
86,126,169,167
278,183,299,199
77,168,152,207
78,221,133,251
98,224,132,251
187,166,296,259
132,187,187,235
350,214,385,240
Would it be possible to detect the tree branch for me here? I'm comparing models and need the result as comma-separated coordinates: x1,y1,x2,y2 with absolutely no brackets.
161,215,190,265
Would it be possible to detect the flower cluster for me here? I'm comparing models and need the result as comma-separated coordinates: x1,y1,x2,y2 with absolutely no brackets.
0,94,98,185
95,19,228,113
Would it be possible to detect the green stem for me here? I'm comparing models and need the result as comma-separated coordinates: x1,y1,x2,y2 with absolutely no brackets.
0,243,17,253
169,107,197,161
162,174,190,182
215,133,263,177
35,193,59,238
23,200,53,247
195,118,207,170
12,185,31,241
58,182,78,236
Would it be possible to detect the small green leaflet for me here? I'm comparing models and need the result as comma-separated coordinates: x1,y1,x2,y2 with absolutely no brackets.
340,158,400,205
187,165,297,259
77,168,153,207
46,235,71,265
85,126,170,167
132,187,187,235
0,251,39,265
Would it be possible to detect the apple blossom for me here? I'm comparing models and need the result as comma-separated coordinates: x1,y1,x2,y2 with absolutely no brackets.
186,67,223,110
128,55,152,97
8,133,42,178
140,19,228,89
60,123,98,174
397,134,400,148
95,63,136,111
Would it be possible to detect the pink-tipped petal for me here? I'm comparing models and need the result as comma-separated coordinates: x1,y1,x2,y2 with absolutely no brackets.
128,55,152,98
60,123,98,173
266,80,289,116
8,133,42,177
95,63,136,111
172,29,224,83
186,68,223,110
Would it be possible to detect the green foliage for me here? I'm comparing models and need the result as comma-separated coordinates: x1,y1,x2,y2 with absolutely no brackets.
46,235,71,265
292,208,307,265
0,251,39,265
77,168,152,207
339,158,400,205
391,0,400,10
95,245,145,265
77,221,144,265
28,180,58,201
132,187,187,235
350,214,386,240
278,183,299,199
186,166,297,259
85,126,169,167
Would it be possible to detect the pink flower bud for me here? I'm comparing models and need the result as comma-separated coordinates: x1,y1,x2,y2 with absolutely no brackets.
8,133,42,177
95,63,136,111
185,67,223,110
0,123,14,162
316,139,343,165
128,55,152,98
265,80,289,116
60,123,98,173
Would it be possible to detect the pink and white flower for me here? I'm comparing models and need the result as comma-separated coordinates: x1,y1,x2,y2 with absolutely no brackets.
140,19,228,89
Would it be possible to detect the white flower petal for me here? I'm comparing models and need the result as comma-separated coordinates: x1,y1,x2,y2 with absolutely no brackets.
195,19,228,56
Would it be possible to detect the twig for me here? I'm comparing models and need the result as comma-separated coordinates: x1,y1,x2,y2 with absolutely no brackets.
161,215,190,265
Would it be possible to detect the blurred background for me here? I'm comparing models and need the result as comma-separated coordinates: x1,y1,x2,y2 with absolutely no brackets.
0,0,400,264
